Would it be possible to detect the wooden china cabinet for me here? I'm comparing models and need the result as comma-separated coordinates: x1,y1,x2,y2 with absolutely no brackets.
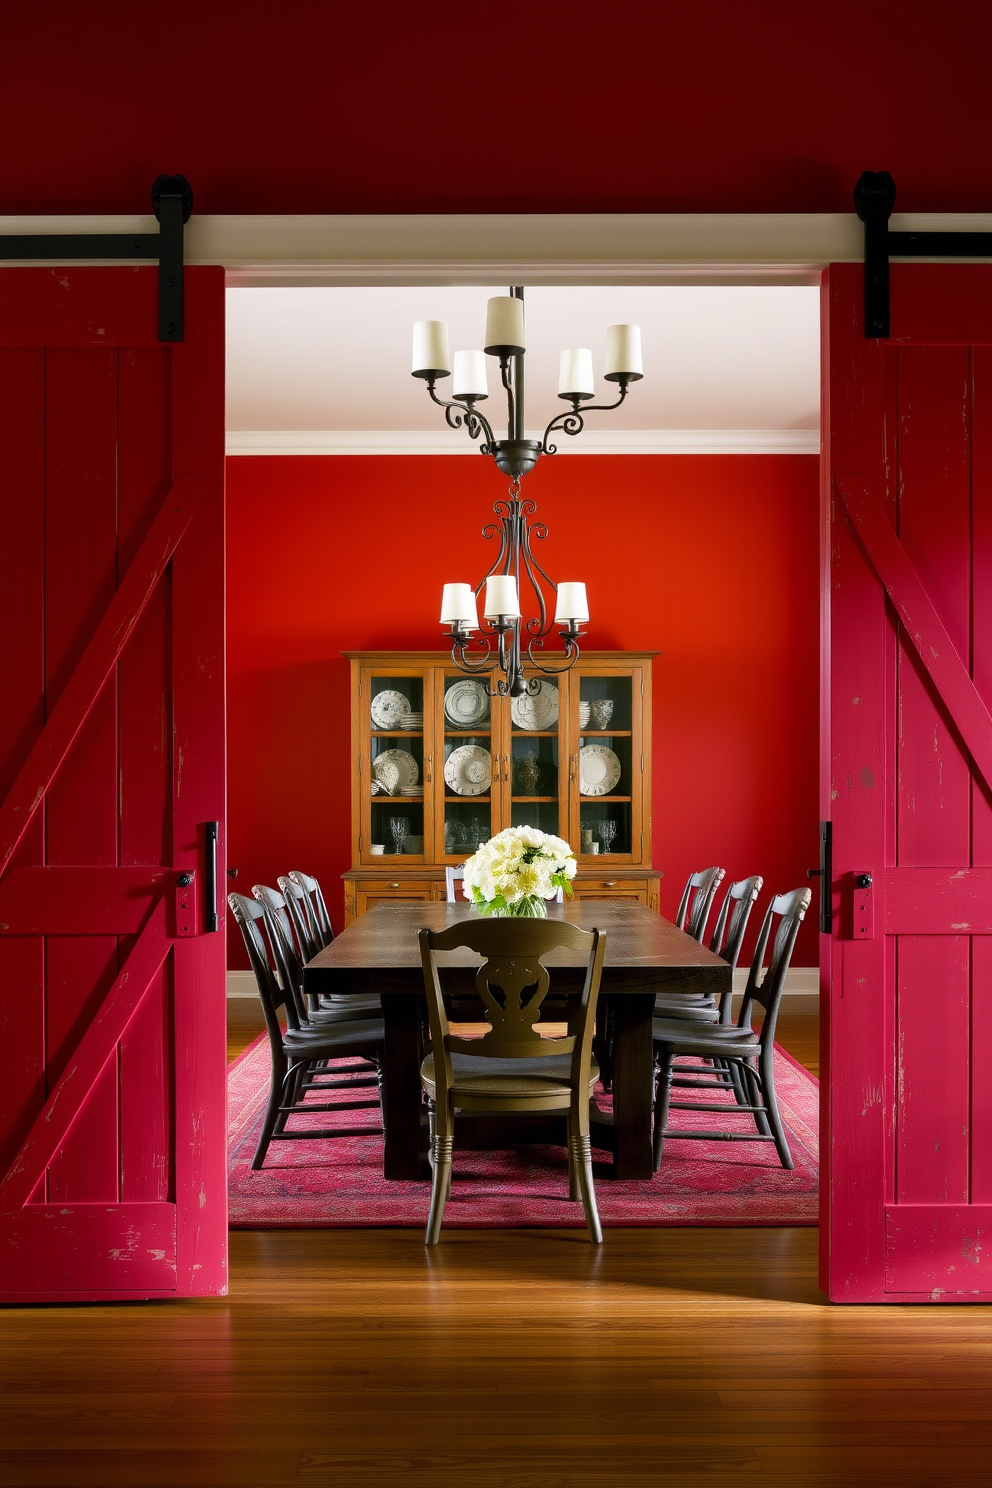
342,651,660,924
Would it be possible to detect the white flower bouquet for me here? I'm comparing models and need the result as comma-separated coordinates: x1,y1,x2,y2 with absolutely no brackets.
461,826,577,917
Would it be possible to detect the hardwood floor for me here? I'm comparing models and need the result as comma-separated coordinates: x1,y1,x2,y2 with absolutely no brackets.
4,1013,988,1486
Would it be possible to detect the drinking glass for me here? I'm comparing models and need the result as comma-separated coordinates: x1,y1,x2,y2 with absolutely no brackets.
598,820,617,854
389,817,409,855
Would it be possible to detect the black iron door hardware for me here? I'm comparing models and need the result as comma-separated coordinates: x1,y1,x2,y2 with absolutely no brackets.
806,820,833,934
855,171,992,338
205,821,219,933
0,175,193,342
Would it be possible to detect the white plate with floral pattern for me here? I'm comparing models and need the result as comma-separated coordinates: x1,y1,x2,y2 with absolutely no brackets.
444,744,492,796
444,679,491,728
578,744,622,796
371,748,419,793
370,689,412,729
510,680,559,731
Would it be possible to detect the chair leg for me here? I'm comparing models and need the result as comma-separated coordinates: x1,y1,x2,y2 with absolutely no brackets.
742,1058,772,1137
594,1002,613,1093
759,1044,794,1170
425,1103,453,1246
252,1054,287,1171
273,1061,304,1134
568,1112,602,1244
652,1050,675,1173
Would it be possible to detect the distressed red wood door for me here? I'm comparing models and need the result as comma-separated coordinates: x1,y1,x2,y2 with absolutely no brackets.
822,263,992,1303
0,267,227,1301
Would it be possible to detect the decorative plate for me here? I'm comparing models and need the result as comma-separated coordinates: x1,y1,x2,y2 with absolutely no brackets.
510,680,559,731
370,689,412,729
444,679,491,728
371,748,419,793
578,744,622,796
444,744,493,796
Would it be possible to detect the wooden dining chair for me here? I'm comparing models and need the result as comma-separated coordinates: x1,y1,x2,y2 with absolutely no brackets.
675,866,726,941
252,883,382,1025
285,869,335,948
228,893,385,1170
418,917,607,1245
653,874,763,1023
652,886,811,1172
278,874,323,962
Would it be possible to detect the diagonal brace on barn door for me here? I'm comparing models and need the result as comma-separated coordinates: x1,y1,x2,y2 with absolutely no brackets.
0,477,206,879
835,475,992,791
0,897,170,1211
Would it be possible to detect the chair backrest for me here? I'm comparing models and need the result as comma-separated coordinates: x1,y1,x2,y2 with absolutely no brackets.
446,862,563,905
228,891,304,1038
286,869,335,946
419,917,606,1095
676,866,725,941
277,873,321,961
708,874,763,1023
737,887,812,1043
251,883,307,1018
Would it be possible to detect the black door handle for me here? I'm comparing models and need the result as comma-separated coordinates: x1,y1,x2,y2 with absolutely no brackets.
813,821,832,933
205,821,219,932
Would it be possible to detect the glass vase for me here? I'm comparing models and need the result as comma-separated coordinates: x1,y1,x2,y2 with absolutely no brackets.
491,895,548,918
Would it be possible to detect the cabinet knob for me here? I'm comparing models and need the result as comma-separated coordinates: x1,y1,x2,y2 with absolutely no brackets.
390,882,400,889
603,880,617,887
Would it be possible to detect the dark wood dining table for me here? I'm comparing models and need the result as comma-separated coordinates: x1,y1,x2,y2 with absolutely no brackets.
303,900,730,1180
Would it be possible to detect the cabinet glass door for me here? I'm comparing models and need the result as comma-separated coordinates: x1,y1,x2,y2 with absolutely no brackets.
440,674,497,859
367,672,426,861
508,674,566,841
576,671,635,861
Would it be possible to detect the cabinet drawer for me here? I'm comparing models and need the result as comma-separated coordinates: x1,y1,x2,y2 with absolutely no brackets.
355,879,435,917
572,878,650,903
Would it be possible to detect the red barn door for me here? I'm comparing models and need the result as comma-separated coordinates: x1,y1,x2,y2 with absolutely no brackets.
0,267,227,1301
822,263,992,1302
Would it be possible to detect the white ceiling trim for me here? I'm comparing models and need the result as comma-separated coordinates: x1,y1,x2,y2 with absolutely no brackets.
3,213,990,286
226,428,819,456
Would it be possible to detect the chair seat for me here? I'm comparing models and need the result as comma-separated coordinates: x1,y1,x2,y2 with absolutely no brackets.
283,1018,385,1057
421,1050,599,1101
652,999,720,1022
308,998,382,1026
652,1016,759,1057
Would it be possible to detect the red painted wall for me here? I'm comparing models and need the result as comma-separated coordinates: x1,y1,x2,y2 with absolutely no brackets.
227,453,820,965
2,1,990,214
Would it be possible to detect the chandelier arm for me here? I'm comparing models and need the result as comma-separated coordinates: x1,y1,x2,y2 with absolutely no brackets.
542,382,630,455
499,358,516,443
449,633,497,676
519,528,552,640
426,379,496,450
525,631,582,676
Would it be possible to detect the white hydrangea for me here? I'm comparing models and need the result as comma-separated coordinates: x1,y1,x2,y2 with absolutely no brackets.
461,826,577,909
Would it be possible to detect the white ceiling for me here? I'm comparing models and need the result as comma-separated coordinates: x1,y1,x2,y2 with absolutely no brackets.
225,285,820,447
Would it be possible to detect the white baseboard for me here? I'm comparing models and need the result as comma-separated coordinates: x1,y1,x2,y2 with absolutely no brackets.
227,968,820,1008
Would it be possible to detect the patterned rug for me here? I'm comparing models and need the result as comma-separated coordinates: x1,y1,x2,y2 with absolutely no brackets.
228,1035,818,1229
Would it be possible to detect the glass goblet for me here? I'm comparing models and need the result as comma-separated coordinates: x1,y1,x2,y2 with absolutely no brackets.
598,820,617,854
389,817,409,855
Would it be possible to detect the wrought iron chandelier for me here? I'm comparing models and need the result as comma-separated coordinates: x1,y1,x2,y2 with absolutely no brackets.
412,287,643,697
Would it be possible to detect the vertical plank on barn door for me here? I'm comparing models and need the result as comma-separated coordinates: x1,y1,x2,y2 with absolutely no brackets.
0,347,46,1203
0,267,226,1301
822,263,992,1302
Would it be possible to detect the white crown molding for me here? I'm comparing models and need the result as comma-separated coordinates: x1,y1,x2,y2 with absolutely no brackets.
3,213,990,286
225,428,820,457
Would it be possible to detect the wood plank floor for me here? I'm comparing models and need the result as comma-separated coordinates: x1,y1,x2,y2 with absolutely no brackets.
4,1015,989,1487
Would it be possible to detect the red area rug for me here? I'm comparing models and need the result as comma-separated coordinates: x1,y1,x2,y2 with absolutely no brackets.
228,1035,818,1229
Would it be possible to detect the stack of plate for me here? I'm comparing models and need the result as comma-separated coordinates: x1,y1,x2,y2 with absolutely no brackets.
400,713,424,730
399,784,423,798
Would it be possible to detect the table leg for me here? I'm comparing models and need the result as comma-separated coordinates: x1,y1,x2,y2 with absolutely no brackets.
379,992,426,1180
610,993,655,1179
